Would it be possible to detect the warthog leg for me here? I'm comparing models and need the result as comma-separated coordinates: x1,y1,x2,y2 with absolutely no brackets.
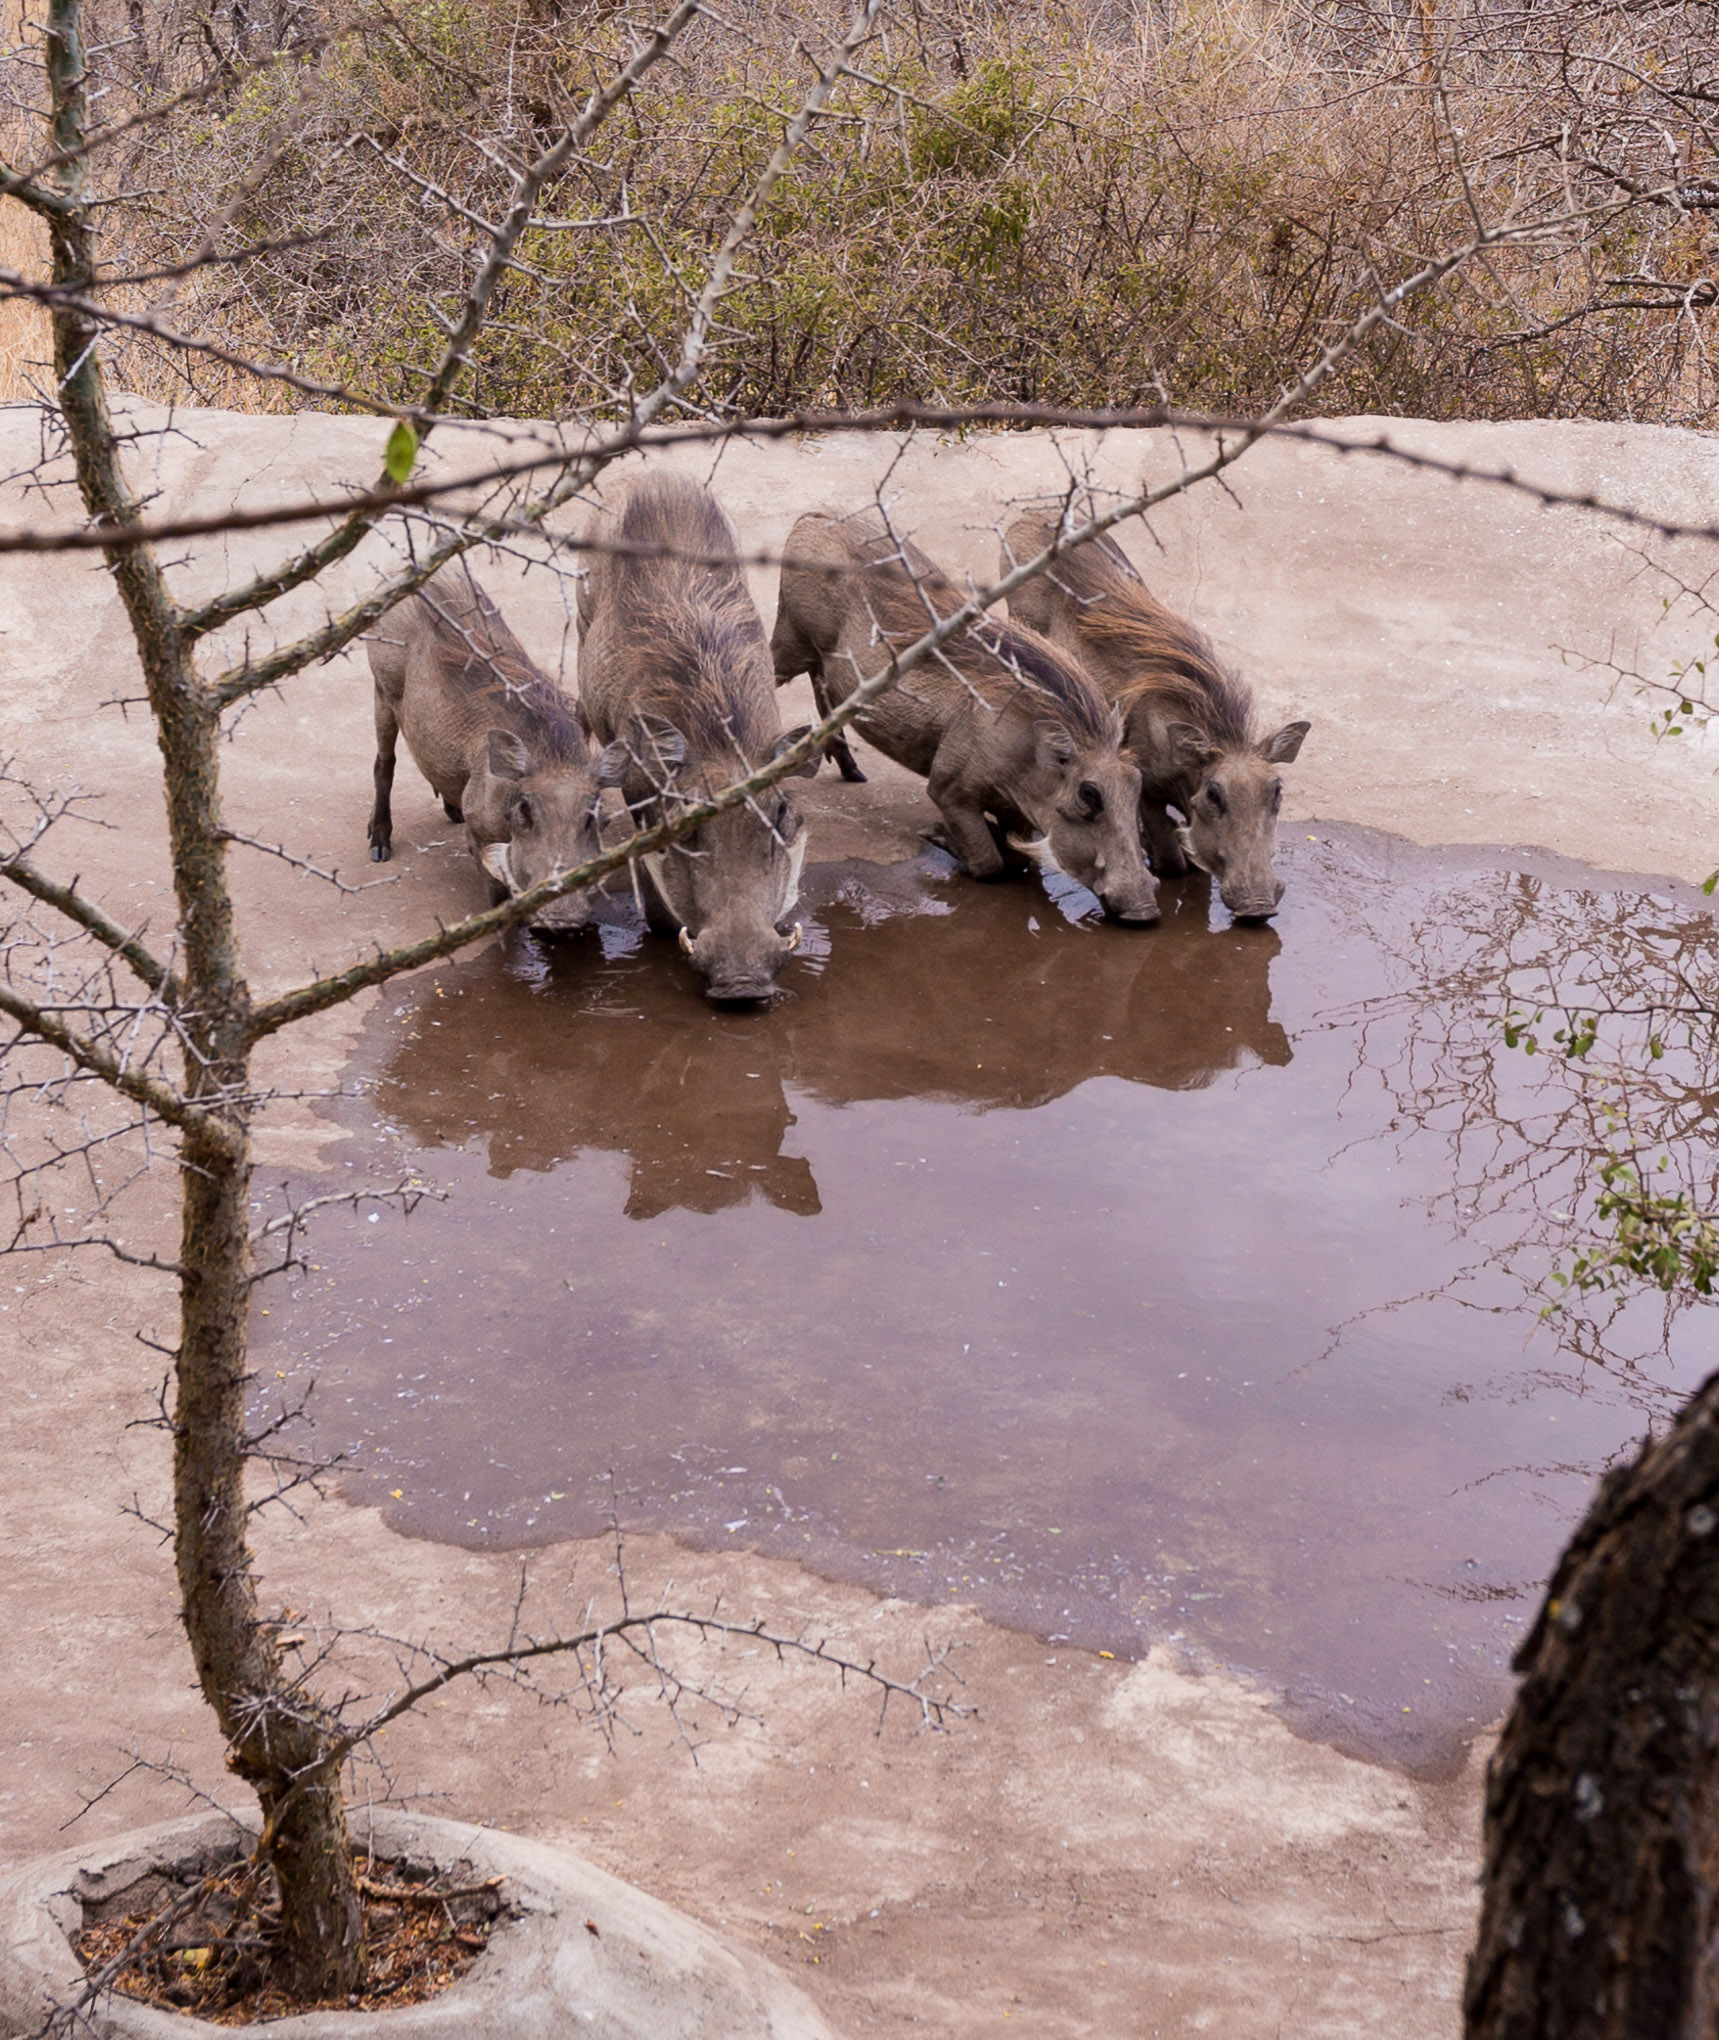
810,667,867,782
830,734,868,781
772,619,869,783
369,690,400,863
929,791,1007,881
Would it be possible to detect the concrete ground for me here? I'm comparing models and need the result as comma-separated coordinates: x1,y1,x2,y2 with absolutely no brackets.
1,408,1716,2037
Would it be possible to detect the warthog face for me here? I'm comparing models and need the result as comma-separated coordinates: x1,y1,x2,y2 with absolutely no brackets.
1013,721,1159,924
635,721,817,1002
1170,720,1312,922
475,728,628,936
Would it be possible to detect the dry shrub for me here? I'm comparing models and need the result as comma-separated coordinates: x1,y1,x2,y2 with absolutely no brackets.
15,0,1719,421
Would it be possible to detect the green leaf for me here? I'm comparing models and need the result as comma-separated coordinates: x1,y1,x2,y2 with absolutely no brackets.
384,420,419,486
1704,869,1719,896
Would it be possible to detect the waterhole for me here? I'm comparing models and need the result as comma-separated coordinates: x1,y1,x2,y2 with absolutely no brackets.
256,824,1719,1771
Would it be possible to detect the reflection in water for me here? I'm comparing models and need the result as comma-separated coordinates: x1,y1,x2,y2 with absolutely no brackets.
1332,846,1719,1396
258,829,1719,1773
378,855,1286,1212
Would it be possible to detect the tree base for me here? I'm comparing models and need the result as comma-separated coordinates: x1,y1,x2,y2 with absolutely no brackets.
0,1806,837,2038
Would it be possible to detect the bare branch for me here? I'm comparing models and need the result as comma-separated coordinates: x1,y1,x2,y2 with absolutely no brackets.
6,384,1716,567
0,849,175,994
330,1606,972,1776
0,983,223,1145
218,828,396,898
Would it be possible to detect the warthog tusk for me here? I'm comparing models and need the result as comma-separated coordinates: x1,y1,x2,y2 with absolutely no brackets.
782,831,808,914
785,922,803,952
678,925,695,955
1007,833,1058,873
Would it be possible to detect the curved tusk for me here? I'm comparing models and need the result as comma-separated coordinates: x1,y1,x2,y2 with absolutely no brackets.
678,925,695,955
1007,833,1057,873
785,922,803,953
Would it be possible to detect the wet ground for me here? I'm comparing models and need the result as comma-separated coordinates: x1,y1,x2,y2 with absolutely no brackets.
255,823,1719,1772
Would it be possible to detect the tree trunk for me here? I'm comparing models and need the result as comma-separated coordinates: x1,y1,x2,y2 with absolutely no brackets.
175,1130,367,1997
1465,1373,1719,2040
43,0,365,1994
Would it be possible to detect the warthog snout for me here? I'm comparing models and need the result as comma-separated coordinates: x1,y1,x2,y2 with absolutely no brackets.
679,916,801,1002
1172,827,1286,923
1105,884,1162,924
1228,872,1288,923
478,840,598,936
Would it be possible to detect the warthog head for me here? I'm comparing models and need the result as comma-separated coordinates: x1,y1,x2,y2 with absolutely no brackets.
633,718,817,1002
1169,720,1312,922
475,727,629,936
1011,715,1159,924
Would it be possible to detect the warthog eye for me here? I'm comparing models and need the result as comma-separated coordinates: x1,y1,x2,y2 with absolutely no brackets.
1077,780,1104,819
1204,782,1226,814
1271,781,1283,812
514,794,537,831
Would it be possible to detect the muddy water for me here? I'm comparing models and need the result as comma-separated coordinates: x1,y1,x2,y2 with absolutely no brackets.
257,826,1719,1771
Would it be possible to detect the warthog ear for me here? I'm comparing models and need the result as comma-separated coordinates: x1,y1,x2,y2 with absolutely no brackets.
630,714,688,779
1261,720,1311,764
771,725,820,779
486,728,534,781
595,738,631,787
1033,721,1078,771
1166,721,1217,770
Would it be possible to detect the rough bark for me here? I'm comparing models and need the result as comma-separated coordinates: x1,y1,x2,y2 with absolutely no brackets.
1465,1372,1719,2040
42,0,364,1994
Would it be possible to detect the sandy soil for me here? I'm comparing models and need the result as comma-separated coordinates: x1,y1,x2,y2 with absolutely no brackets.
2,409,1716,2037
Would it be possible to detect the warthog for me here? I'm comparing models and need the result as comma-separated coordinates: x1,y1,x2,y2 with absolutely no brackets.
1004,511,1310,921
577,472,815,1003
772,508,1159,923
365,565,626,935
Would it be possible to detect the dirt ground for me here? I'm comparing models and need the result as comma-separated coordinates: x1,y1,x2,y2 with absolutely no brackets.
2,409,1717,2037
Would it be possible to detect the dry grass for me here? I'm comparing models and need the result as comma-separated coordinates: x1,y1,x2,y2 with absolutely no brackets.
0,199,46,401
0,0,49,401
5,0,1717,421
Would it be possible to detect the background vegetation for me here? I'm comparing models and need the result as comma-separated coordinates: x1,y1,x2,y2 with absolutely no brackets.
12,0,1717,423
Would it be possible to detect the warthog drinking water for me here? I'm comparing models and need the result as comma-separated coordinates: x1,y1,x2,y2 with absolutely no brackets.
1004,511,1310,921
365,566,626,934
577,473,815,1003
772,508,1159,923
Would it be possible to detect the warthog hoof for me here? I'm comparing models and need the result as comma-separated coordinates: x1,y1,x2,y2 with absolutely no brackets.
443,799,464,823
370,842,391,863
